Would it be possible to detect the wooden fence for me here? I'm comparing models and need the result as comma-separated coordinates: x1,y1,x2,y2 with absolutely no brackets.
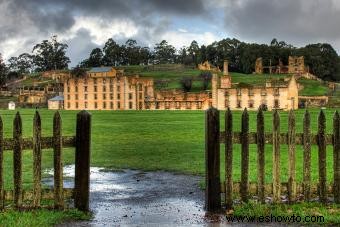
205,107,340,212
0,110,91,211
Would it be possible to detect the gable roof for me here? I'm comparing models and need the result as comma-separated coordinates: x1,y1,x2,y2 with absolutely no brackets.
88,67,113,73
49,96,64,101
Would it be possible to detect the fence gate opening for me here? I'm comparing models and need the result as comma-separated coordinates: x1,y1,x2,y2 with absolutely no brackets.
0,110,91,211
205,107,340,212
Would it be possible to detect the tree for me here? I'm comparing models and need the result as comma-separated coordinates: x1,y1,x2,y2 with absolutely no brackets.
71,66,87,78
0,54,8,85
187,40,200,65
87,48,104,67
180,76,193,92
102,38,122,66
199,71,212,90
154,40,176,64
32,35,70,71
8,53,33,74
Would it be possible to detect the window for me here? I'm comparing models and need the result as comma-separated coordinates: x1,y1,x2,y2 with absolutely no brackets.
117,85,120,92
110,102,114,109
165,102,170,109
138,84,143,90
225,99,229,108
237,89,242,96
197,102,202,109
129,102,133,109
248,88,254,96
110,78,113,84
117,102,121,109
139,93,143,99
186,102,191,109
103,102,106,109
156,102,160,109
110,86,113,92
103,94,106,100
117,94,120,100
94,102,98,109
84,102,88,109
75,102,79,109
75,94,78,100
237,100,242,108
110,93,114,100
94,86,97,92
67,94,70,100
139,102,143,109
224,91,229,97
176,102,180,109
67,86,70,92
84,94,88,100
129,93,133,100
261,88,267,96
67,102,70,108
274,88,280,96
103,78,106,84
274,99,280,108
84,86,88,92
94,94,97,100
75,86,78,92
249,100,254,108
103,86,106,92
84,79,88,85
94,78,97,84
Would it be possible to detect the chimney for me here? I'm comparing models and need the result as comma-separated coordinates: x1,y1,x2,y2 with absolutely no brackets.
223,60,229,76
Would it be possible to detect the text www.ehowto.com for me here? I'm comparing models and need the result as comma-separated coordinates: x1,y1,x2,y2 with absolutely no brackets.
226,214,324,223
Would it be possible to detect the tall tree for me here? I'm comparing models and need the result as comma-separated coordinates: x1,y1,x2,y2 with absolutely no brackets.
32,35,70,71
8,53,34,74
154,40,176,64
102,38,122,66
0,54,8,85
187,40,200,65
87,48,104,67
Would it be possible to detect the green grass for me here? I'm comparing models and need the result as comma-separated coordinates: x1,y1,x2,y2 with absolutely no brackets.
298,78,330,96
0,209,91,227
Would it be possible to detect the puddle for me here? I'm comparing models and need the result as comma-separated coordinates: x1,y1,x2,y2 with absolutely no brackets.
45,165,212,226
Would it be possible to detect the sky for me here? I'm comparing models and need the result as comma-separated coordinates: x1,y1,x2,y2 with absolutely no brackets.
1,0,340,66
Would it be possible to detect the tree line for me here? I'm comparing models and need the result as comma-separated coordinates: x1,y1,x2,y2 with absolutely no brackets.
1,36,340,85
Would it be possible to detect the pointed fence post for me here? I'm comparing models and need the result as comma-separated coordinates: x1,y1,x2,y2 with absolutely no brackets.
240,108,249,202
225,108,233,209
53,111,64,209
75,110,92,212
33,111,42,208
318,110,327,204
13,112,23,209
303,110,311,201
257,108,265,203
272,110,281,203
205,108,220,212
0,116,3,210
288,110,296,203
333,111,340,203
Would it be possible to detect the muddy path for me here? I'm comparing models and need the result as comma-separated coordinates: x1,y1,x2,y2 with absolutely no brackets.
46,166,215,226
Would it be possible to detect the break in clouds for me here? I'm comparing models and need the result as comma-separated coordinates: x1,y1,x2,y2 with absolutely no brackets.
0,0,340,65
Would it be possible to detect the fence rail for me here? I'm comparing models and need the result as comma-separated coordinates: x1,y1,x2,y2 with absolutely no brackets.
205,108,340,212
0,110,91,211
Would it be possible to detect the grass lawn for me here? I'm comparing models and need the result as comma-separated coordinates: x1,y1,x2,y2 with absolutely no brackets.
1,108,340,224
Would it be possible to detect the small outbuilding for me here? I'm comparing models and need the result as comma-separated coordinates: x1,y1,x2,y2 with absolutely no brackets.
8,101,15,110
48,96,64,110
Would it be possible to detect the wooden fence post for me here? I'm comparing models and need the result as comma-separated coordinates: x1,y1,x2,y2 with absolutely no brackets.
75,110,92,212
13,112,23,209
0,116,3,210
333,111,340,203
205,108,220,212
318,110,327,204
53,111,64,209
257,108,265,203
303,110,311,201
240,108,249,202
33,111,42,207
225,108,233,209
272,110,281,203
288,110,296,203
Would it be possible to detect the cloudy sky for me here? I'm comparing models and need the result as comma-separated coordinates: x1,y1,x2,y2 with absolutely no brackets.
0,0,340,66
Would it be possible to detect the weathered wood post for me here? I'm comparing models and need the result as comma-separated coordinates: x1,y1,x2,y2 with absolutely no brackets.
303,110,311,201
53,111,64,209
318,110,327,204
257,108,265,203
13,112,23,209
75,110,92,212
0,116,3,210
205,107,220,212
33,111,42,207
272,110,281,203
225,108,233,209
287,110,296,203
240,108,249,202
333,111,340,203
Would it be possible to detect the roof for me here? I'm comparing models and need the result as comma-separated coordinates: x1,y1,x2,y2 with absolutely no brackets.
49,96,64,101
88,67,113,73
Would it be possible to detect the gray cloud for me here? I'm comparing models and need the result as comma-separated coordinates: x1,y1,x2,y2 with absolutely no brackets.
223,0,340,49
